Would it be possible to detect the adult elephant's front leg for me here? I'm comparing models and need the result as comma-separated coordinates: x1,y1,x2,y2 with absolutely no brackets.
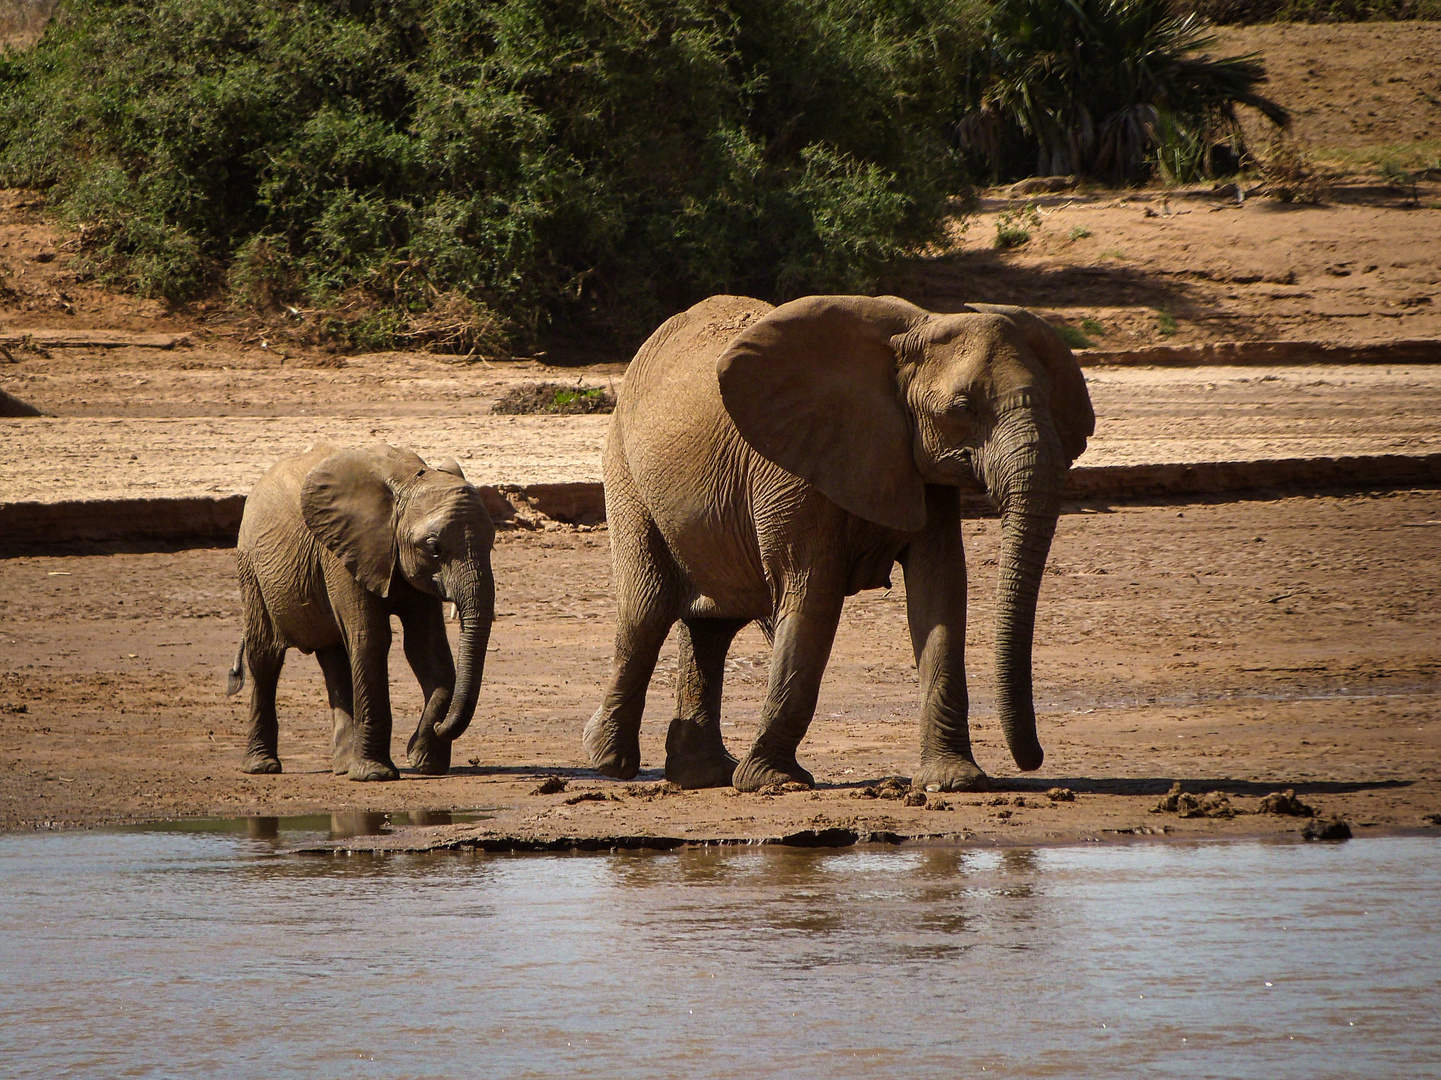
340,608,400,782
732,590,844,792
905,486,989,793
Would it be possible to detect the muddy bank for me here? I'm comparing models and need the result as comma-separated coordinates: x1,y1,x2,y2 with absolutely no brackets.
2,491,1437,845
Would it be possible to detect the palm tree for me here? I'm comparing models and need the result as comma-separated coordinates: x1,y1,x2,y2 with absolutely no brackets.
957,0,1290,183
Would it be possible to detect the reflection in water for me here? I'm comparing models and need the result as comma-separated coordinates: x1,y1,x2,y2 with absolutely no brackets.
329,811,391,839
0,833,1437,1080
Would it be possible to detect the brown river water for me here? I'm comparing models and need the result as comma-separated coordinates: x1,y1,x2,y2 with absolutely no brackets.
1,823,1438,1078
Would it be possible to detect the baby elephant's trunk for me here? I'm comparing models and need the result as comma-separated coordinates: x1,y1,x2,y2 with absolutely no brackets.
225,637,246,696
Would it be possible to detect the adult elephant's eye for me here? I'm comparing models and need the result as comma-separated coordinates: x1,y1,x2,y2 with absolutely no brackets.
424,536,441,558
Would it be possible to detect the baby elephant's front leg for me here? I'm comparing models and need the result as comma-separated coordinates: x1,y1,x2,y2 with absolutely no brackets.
401,601,455,776
341,617,400,782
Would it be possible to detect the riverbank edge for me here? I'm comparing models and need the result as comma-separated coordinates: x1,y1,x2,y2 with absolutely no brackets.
4,452,1439,550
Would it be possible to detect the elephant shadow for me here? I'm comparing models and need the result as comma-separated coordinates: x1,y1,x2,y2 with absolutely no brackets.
989,776,1415,798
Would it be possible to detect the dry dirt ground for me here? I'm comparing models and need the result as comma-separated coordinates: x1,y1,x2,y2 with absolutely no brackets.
2,492,1438,846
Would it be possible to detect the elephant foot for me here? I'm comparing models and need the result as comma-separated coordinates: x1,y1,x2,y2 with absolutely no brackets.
733,751,815,793
346,758,400,782
664,716,737,789
407,729,452,776
583,710,641,780
913,755,990,793
241,753,282,775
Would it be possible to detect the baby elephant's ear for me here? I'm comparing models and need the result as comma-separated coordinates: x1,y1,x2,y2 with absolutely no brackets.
716,295,931,532
301,447,420,596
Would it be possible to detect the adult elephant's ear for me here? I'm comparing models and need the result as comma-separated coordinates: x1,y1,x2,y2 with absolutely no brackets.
968,304,1096,463
717,295,931,532
301,445,425,596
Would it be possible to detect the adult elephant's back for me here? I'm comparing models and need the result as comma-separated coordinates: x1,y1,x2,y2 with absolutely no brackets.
611,297,778,564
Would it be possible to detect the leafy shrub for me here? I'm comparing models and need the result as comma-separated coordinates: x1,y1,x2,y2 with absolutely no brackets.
994,201,1040,248
1257,133,1326,202
0,0,981,350
1055,324,1093,349
957,0,1290,184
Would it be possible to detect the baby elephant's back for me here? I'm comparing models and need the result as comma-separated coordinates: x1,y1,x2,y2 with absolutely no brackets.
238,444,337,647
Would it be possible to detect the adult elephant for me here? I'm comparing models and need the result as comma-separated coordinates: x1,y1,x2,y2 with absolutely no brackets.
228,443,495,780
584,295,1094,793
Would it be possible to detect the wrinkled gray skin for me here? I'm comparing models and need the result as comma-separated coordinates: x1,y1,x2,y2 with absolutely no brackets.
585,295,1094,793
228,444,496,781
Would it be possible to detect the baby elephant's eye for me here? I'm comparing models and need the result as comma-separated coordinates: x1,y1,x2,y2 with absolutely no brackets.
423,536,442,558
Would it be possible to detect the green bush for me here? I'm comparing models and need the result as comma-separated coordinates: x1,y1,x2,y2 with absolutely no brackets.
0,0,981,350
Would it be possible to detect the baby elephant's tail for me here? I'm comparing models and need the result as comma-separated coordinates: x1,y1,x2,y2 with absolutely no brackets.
226,637,246,696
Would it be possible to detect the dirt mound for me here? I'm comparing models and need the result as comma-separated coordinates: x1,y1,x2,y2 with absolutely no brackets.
491,382,616,415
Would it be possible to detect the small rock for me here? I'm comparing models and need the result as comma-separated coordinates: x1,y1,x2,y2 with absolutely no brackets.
1423,813,1441,827
925,798,951,811
1302,815,1351,841
1257,789,1314,817
530,775,568,796
1046,787,1076,802
903,791,927,808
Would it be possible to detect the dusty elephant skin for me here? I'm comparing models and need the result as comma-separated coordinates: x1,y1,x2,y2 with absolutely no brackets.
585,294,1095,793
231,444,496,781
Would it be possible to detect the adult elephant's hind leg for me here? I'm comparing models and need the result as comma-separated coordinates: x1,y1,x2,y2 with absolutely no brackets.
237,553,284,775
666,618,747,789
584,453,683,780
732,591,844,792
242,643,285,775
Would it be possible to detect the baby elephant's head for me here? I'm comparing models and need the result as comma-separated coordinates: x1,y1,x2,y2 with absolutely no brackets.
301,445,496,741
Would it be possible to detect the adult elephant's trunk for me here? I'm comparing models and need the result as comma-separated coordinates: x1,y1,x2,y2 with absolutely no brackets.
433,565,494,742
985,413,1065,772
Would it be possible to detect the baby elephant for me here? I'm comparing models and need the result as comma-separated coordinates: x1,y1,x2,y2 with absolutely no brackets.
226,443,496,780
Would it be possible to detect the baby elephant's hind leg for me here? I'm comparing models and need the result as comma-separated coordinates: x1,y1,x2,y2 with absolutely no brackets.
665,618,747,789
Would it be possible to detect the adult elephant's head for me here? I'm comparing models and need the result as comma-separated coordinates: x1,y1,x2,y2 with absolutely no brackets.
301,445,496,742
716,296,1094,772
